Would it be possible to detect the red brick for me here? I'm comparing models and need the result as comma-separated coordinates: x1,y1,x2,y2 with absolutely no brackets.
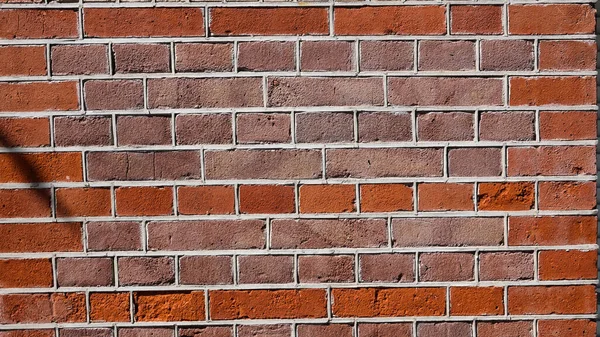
179,256,233,285
268,77,384,107
539,250,597,280
0,9,78,39
0,331,54,337
0,46,46,76
359,323,412,337
508,285,596,314
419,40,475,71
0,223,81,252
86,221,142,251
271,219,387,249
393,217,504,247
60,329,111,337
85,8,204,37
450,287,504,316
389,77,503,106
176,114,232,145
360,41,414,71
90,292,130,322
327,148,443,178
297,325,352,337
508,146,595,176
238,255,293,284
239,185,295,214
0,293,86,324
539,40,596,71
238,41,295,71
298,255,354,283
480,40,534,71
538,320,596,337
448,148,502,177
210,8,328,36
477,321,532,337
57,258,113,287
295,112,354,143
210,289,327,319
51,44,108,75
178,186,235,215
0,189,51,218
418,322,472,337
332,287,446,317
301,41,354,71
148,220,265,250
236,113,291,144
55,187,111,217
113,43,170,73
417,112,474,141
0,259,53,288
479,111,535,141
118,257,174,286
540,111,597,140
0,82,78,112
335,6,446,35
360,183,413,212
0,117,50,147
205,149,322,180
418,183,474,211
148,78,263,109
54,116,112,147
175,43,233,72
84,80,144,110
179,328,230,337
358,111,412,142
478,182,535,211
509,4,595,35
419,253,474,281
0,152,82,183
238,325,290,337
479,252,534,281
117,116,172,146
509,216,597,246
299,184,355,213
134,291,205,322
359,253,415,283
538,181,595,210
510,76,596,106
116,186,173,216
451,5,503,34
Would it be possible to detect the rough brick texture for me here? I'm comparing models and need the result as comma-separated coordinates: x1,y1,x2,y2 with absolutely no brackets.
0,0,596,335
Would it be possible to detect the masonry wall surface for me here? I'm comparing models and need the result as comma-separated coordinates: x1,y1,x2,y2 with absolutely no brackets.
0,0,597,336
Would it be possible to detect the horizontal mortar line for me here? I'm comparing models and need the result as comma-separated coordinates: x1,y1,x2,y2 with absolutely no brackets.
0,210,596,223
0,280,597,294
0,245,596,258
0,314,597,330
0,105,596,117
0,34,596,45
0,71,596,81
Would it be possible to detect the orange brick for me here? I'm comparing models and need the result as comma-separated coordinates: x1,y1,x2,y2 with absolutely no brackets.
539,250,597,280
0,259,53,288
0,46,46,76
178,185,235,215
0,118,50,147
360,184,413,212
239,185,295,214
509,4,595,35
0,189,51,218
539,40,596,71
335,6,446,35
55,188,112,217
418,183,474,211
538,181,596,210
210,289,326,320
332,288,446,317
0,223,82,253
507,146,596,176
116,187,173,216
134,291,205,322
451,6,503,34
540,111,597,140
508,285,596,315
90,292,130,322
478,182,534,211
300,184,355,213
509,216,597,246
0,152,82,183
210,8,328,36
510,76,596,106
0,9,78,39
0,82,79,112
450,287,504,316
538,320,596,337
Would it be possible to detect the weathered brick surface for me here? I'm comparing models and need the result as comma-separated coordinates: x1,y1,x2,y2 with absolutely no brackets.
0,0,595,333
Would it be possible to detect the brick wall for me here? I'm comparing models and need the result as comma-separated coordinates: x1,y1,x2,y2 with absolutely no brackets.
0,0,597,336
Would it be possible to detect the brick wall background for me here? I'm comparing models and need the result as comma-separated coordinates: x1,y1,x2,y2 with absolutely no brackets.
0,0,597,336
